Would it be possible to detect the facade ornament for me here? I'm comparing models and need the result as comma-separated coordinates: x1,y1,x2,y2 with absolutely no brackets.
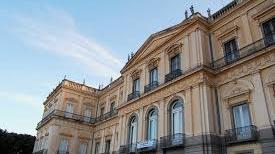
190,5,194,15
207,8,211,17
185,10,188,19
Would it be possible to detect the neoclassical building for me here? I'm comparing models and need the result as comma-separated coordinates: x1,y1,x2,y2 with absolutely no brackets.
33,0,275,154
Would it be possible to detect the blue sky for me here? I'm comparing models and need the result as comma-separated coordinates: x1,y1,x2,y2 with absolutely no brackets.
0,0,231,135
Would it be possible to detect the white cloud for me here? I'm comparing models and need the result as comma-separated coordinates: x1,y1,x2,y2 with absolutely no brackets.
0,91,42,108
13,6,123,79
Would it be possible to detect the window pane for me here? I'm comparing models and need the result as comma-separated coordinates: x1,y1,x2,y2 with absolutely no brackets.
79,143,87,154
233,104,251,128
170,54,180,71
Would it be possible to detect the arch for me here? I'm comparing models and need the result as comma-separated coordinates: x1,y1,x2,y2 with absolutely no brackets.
128,113,138,144
167,96,184,135
144,105,159,119
167,95,185,111
165,43,183,54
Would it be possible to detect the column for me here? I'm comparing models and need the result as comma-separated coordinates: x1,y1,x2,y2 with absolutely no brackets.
185,88,193,135
138,108,144,141
251,71,271,127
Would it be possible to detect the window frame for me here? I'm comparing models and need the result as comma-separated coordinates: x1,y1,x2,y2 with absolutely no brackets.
149,67,158,84
222,38,239,63
169,100,183,135
231,102,252,129
170,54,181,72
128,116,138,144
132,78,140,93
147,109,158,140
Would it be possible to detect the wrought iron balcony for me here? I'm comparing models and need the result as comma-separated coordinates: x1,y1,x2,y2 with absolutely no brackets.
36,110,95,129
96,109,118,122
165,69,182,82
144,81,159,93
160,133,185,149
127,91,140,101
33,149,47,154
57,151,69,154
210,33,275,70
119,144,137,154
224,125,259,144
137,139,157,152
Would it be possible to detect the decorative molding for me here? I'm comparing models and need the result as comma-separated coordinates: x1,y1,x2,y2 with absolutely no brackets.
217,25,239,40
252,3,275,21
216,51,275,86
166,43,183,58
147,57,160,70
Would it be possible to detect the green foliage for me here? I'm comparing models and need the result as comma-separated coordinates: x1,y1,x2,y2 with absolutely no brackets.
0,128,35,154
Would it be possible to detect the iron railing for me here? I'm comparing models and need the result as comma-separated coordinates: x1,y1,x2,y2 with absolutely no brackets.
160,133,185,149
210,33,275,70
137,139,157,152
224,125,258,144
119,144,137,154
33,149,47,154
127,91,140,101
57,151,69,154
96,109,118,122
144,81,159,93
36,110,95,129
165,69,182,82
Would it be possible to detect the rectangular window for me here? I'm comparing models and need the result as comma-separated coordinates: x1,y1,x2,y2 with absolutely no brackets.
58,138,69,153
170,54,180,72
132,78,140,92
232,103,252,140
262,17,275,45
94,142,100,154
105,140,111,153
110,102,115,112
100,107,105,116
65,103,74,118
224,39,239,63
149,68,158,83
79,142,87,154
83,108,92,122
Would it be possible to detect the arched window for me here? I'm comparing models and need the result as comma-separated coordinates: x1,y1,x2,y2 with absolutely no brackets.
147,109,157,140
129,116,138,144
170,100,183,134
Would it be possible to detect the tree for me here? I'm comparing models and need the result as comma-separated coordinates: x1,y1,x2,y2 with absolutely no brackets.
0,128,35,154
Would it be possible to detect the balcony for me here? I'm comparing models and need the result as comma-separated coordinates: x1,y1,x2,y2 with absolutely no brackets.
224,125,259,144
160,133,185,149
211,33,275,70
137,139,157,152
144,81,159,93
165,69,182,82
57,151,69,154
95,109,118,122
127,91,140,101
119,144,137,154
36,110,95,129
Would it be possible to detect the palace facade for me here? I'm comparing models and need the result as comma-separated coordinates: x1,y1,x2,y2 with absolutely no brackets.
33,0,275,154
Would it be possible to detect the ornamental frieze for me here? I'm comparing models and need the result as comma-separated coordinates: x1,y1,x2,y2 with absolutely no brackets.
216,51,275,85
121,72,204,114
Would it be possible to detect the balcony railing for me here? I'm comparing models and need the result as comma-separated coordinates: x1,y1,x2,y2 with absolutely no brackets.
137,139,157,152
224,125,258,144
57,151,69,154
96,109,118,122
36,110,95,129
144,81,159,93
127,91,140,101
210,33,275,70
119,144,137,154
165,69,182,82
33,149,47,154
160,133,185,149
